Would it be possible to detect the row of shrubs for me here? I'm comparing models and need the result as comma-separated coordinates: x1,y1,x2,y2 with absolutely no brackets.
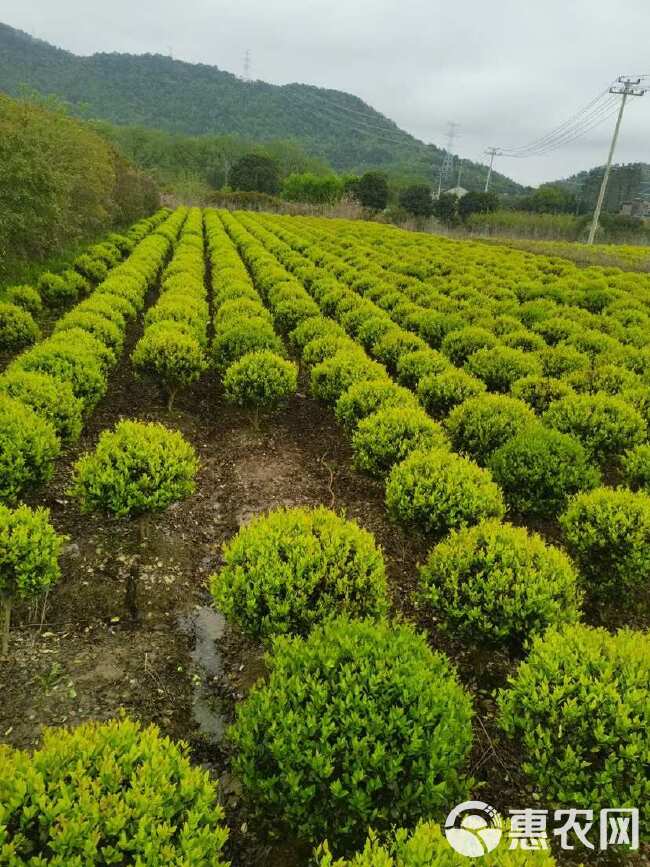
232,212,650,618
207,211,298,422
0,213,169,356
0,209,186,505
131,207,211,410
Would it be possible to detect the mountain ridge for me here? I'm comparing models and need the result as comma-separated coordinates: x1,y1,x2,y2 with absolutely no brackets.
0,21,524,194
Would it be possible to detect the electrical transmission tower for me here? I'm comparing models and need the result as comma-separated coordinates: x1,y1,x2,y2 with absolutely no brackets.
437,122,460,197
587,77,647,244
484,147,501,192
243,49,252,82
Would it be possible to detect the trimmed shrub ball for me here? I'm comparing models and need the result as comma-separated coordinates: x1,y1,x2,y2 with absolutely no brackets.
211,506,388,640
386,448,505,540
394,348,449,389
560,486,650,605
211,317,284,371
418,368,486,418
543,393,647,464
510,375,575,415
352,407,448,478
132,323,207,410
419,521,581,650
0,717,229,865
230,616,473,850
70,420,198,519
488,426,601,518
224,350,298,426
335,378,418,432
498,625,649,823
441,326,498,366
445,394,536,464
465,345,541,393
0,303,40,351
0,394,60,502
311,350,386,405
0,369,83,444
4,284,42,316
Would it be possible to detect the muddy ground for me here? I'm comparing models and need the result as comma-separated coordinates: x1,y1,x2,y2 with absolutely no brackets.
0,311,646,866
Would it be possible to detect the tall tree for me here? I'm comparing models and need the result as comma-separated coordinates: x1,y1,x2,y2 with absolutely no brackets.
231,153,281,194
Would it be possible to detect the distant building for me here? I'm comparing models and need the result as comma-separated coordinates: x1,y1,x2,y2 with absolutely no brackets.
620,200,650,218
445,185,469,198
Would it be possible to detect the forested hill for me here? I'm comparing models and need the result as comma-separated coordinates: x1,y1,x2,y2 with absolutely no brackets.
551,163,650,213
0,22,523,194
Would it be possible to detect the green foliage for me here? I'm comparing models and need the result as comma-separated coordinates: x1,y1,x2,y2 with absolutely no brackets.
395,348,448,389
498,625,650,822
441,326,498,366
445,394,537,464
73,253,109,284
283,172,344,204
371,329,427,372
537,344,590,378
0,717,229,865
54,310,123,352
13,341,108,409
230,616,473,849
0,92,157,278
231,153,281,194
290,315,345,351
70,420,198,518
4,284,42,316
385,448,505,539
560,486,650,601
510,375,575,414
433,193,459,226
335,379,418,431
0,302,40,351
620,444,650,492
356,172,389,210
458,190,499,221
352,407,448,478
38,271,78,305
543,392,647,463
132,323,207,408
211,507,388,641
0,503,64,602
315,821,557,866
211,317,284,371
465,345,541,393
0,394,60,502
489,426,601,517
223,350,297,421
0,370,83,443
398,184,434,218
419,521,581,649
417,368,487,418
311,350,386,405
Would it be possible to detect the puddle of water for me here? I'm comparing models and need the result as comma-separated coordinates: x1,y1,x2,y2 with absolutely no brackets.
179,605,228,743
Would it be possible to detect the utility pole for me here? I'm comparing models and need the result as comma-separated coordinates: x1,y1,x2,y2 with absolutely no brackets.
484,147,501,192
587,77,646,244
437,122,460,197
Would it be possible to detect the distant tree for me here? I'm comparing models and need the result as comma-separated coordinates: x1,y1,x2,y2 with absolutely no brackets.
282,172,344,205
231,153,281,195
356,172,389,210
433,193,459,226
516,184,576,215
399,184,434,218
458,191,500,221
342,175,361,200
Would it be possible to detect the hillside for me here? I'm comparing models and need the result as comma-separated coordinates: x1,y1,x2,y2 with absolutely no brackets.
0,22,523,195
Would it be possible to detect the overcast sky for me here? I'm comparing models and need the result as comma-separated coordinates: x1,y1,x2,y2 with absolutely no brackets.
5,0,650,185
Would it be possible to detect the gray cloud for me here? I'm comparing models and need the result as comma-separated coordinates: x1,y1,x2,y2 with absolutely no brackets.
6,0,650,184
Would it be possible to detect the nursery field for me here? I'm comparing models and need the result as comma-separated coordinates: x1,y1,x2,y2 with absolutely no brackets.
0,208,649,866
